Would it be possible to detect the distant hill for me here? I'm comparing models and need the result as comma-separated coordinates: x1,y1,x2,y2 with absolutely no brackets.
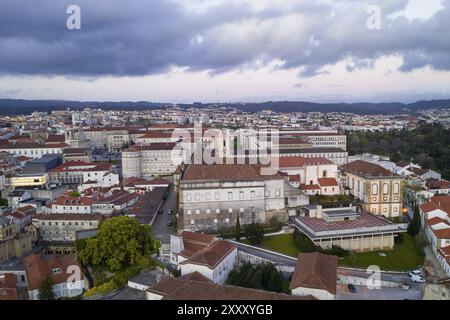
0,98,449,115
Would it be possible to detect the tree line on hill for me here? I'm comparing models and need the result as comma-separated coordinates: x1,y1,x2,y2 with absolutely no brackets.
347,123,450,179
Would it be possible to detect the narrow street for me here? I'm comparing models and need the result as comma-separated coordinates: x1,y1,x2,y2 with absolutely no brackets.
152,178,178,244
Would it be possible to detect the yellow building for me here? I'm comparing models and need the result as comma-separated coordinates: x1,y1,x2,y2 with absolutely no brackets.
341,160,403,218
0,217,33,263
10,174,47,188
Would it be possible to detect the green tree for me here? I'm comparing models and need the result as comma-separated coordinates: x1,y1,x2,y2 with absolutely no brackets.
407,204,422,237
226,262,283,293
293,229,318,252
39,275,55,300
244,223,264,245
78,216,157,271
235,214,241,241
69,191,81,197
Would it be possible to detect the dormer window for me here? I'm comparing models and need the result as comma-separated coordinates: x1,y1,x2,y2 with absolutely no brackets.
51,268,61,274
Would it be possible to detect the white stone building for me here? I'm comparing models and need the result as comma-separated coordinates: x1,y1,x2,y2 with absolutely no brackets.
122,143,186,179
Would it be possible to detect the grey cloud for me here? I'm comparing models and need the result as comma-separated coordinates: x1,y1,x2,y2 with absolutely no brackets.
0,0,449,78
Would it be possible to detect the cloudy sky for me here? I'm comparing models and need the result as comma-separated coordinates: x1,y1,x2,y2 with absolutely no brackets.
0,0,449,103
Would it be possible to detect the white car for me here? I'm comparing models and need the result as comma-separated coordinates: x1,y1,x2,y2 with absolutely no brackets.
410,274,426,283
411,269,423,276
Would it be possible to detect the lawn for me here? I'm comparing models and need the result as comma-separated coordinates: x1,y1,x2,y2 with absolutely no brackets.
243,234,300,258
339,234,425,271
243,233,425,272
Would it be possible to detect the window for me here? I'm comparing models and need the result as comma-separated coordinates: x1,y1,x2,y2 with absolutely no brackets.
240,208,244,213
52,268,61,274
225,218,229,223
206,209,211,214
322,170,327,178
383,183,389,194
206,193,211,200
215,192,220,200
372,184,378,195
275,189,280,197
187,210,192,215
228,192,233,200
239,191,244,200
195,209,200,215
250,190,255,198
190,220,195,225
195,193,200,201
186,194,192,201
214,219,218,224
393,183,400,194
216,209,220,214
228,208,233,213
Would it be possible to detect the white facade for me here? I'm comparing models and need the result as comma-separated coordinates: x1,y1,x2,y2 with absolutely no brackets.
0,145,67,159
28,279,85,300
291,286,335,300
180,247,237,284
122,145,186,178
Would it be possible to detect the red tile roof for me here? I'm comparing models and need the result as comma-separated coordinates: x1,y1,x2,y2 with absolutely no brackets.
432,227,450,240
33,213,104,221
0,273,19,301
49,161,112,173
278,156,333,168
341,160,399,178
137,131,174,139
300,184,320,190
180,240,237,269
318,178,338,187
182,164,280,182
52,196,94,206
25,254,83,290
421,195,450,215
147,276,314,300
290,252,337,295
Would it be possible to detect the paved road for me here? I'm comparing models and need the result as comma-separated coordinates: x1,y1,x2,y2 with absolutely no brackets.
152,179,177,244
336,284,423,300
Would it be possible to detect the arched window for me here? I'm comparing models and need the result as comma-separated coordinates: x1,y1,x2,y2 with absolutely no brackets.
372,183,378,195
383,183,389,194
357,180,361,193
393,183,400,194
322,170,327,178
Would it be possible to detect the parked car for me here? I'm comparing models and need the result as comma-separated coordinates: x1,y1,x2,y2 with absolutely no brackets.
347,284,357,293
410,269,423,276
168,209,173,214
409,274,426,283
167,220,173,227
401,283,410,290
414,276,426,283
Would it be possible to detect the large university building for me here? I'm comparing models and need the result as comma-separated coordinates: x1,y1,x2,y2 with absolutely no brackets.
178,164,289,232
340,160,404,218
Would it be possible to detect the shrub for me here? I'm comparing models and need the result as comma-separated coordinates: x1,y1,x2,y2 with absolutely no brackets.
293,229,318,253
244,223,265,245
395,233,404,244
323,245,350,257
267,216,283,232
